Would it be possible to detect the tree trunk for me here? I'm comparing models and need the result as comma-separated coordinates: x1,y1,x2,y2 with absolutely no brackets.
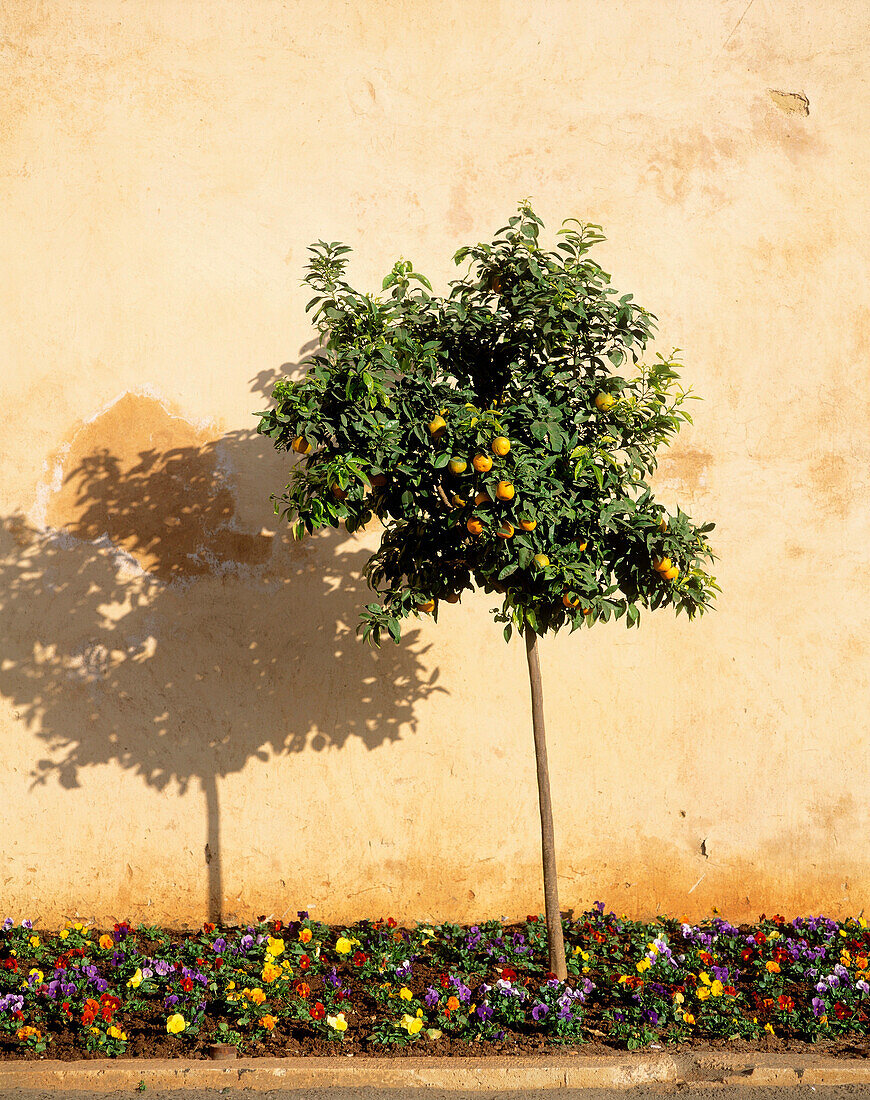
524,626,567,980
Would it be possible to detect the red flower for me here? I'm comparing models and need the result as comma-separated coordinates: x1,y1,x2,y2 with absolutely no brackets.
772,914,784,926
310,1002,326,1020
725,985,737,996
214,957,224,968
834,1002,850,1021
352,951,367,967
440,974,449,989
203,922,216,934
500,968,517,981
294,981,310,999
180,976,193,992
82,999,99,1026
61,1002,71,1015
754,932,766,945
699,951,713,966
778,994,794,1012
55,956,68,970
272,920,283,933
386,917,397,929
741,948,754,961
299,955,310,970
526,915,539,923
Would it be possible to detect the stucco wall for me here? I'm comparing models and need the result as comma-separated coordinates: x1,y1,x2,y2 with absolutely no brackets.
1,0,867,928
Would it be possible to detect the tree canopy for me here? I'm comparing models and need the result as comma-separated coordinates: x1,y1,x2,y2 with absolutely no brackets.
257,203,717,645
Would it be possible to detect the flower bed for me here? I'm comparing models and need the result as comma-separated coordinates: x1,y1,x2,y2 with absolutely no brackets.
1,904,868,1059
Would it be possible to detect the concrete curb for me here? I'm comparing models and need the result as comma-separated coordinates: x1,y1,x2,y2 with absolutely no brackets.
0,1052,867,1091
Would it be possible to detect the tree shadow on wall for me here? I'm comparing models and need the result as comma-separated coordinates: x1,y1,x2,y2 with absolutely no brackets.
0,398,442,922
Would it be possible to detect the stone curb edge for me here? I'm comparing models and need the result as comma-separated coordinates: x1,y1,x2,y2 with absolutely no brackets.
0,1053,868,1091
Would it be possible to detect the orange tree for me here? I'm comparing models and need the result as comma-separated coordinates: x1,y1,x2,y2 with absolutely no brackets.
257,203,717,978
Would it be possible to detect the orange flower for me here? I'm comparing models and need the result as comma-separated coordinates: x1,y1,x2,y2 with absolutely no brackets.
446,996,459,1011
259,1014,277,1031
766,960,780,973
299,927,312,944
99,934,114,950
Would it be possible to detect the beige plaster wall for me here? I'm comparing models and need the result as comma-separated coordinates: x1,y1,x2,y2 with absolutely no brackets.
1,0,867,928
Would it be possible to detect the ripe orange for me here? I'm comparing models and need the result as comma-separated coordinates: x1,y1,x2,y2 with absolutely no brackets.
563,593,580,608
448,458,467,475
416,599,435,613
466,517,484,536
578,540,588,552
663,565,680,581
291,436,312,455
492,436,511,457
496,522,514,539
533,553,550,568
474,490,490,506
443,593,461,604
495,480,515,501
331,485,347,500
472,454,493,473
653,556,672,573
519,517,537,532
428,415,447,438
594,392,616,412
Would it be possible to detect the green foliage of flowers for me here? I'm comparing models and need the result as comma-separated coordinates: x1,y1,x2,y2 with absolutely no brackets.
0,906,867,1056
257,203,718,645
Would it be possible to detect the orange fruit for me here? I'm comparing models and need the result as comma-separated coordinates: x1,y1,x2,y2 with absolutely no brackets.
492,436,511,457
466,517,484,536
331,485,347,500
495,480,515,501
594,392,616,412
428,415,447,438
664,565,680,581
291,436,312,455
533,553,550,568
581,607,592,615
578,540,588,552
496,522,514,539
519,517,537,532
416,599,435,613
653,556,672,574
563,593,580,608
474,490,490,505
489,274,503,293
472,454,493,473
448,458,467,475
443,593,461,604
370,473,387,488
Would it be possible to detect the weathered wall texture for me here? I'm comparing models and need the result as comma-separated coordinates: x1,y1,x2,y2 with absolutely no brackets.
1,0,867,927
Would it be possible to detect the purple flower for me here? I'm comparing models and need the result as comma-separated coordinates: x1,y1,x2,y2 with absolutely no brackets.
455,979,471,1004
297,911,309,920
642,1008,659,1026
212,938,227,954
164,994,180,1008
816,980,828,993
812,997,826,1017
239,935,254,952
22,919,33,930
153,959,172,977
474,1002,492,1020
2,918,12,932
857,980,870,995
712,965,729,983
111,951,124,967
395,960,412,980
325,966,340,989
531,1002,549,1022
424,986,440,1008
0,994,24,1014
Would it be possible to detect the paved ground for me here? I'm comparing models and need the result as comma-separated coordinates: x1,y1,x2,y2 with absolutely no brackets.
5,1089,870,1100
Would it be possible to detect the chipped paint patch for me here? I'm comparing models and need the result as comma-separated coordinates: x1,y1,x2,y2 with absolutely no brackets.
769,89,809,116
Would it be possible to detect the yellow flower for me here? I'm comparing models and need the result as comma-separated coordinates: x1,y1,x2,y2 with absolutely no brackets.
127,968,143,989
400,1014,423,1035
259,1014,277,1031
769,931,780,940
636,958,651,973
266,936,285,957
764,1023,775,1035
699,971,711,985
673,992,685,1005
29,969,43,984
683,1012,695,1025
246,987,267,1005
59,930,69,941
261,963,281,984
166,1014,186,1034
29,935,39,949
425,1027,442,1040
710,980,724,998
17,1026,41,1041
327,1012,348,1032
697,987,710,1001
107,1026,127,1040
335,937,353,955
398,987,413,1001
840,950,852,966
99,934,114,950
